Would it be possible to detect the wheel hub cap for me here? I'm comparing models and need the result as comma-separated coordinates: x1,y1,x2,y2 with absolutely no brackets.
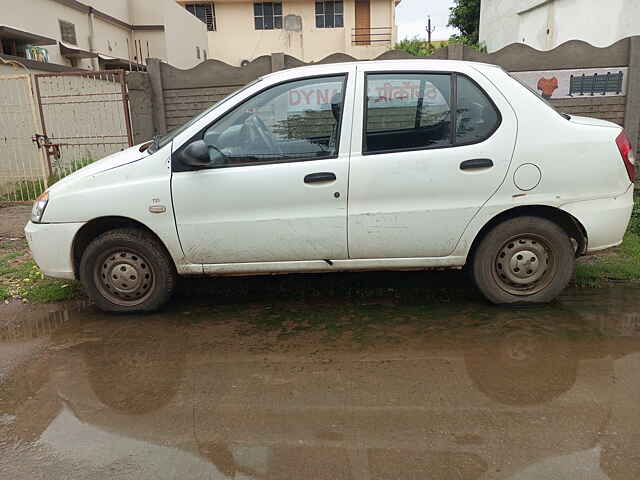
494,236,554,295
97,251,154,305
108,262,142,294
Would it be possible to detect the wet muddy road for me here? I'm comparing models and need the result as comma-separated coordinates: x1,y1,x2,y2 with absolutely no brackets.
1,282,639,479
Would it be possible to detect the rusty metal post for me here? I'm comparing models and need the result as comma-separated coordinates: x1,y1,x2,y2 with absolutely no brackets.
32,74,53,177
118,69,134,146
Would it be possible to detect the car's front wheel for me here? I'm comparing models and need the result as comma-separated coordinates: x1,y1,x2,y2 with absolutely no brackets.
472,216,575,304
79,228,176,313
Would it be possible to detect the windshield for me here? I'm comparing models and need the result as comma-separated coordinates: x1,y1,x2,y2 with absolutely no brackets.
148,78,262,153
507,73,570,120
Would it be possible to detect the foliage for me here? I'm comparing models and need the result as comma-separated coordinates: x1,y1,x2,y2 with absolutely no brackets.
448,0,481,43
447,0,485,51
394,37,447,57
630,193,640,235
0,240,81,304
575,195,640,286
0,155,95,203
0,180,46,203
448,34,487,52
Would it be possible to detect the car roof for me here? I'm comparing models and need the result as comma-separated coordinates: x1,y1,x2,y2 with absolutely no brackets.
261,59,502,81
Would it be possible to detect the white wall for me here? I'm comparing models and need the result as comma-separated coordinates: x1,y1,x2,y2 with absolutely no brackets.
480,0,640,52
163,0,209,68
88,0,132,23
133,30,167,64
91,15,133,63
129,0,165,24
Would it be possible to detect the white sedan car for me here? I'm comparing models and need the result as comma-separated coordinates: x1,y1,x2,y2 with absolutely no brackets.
25,60,636,312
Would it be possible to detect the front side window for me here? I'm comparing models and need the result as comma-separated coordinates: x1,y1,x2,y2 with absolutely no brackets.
200,75,346,166
316,1,344,28
254,2,283,30
365,73,452,153
185,3,216,31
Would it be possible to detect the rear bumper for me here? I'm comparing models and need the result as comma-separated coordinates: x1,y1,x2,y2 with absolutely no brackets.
24,221,85,280
561,185,635,254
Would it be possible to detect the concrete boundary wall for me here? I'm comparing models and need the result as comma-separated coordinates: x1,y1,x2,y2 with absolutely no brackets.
128,37,640,162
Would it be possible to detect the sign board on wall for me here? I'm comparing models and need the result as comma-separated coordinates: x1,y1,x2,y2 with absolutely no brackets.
511,67,629,100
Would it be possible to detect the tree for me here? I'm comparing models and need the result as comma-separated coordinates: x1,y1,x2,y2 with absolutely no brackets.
448,0,481,45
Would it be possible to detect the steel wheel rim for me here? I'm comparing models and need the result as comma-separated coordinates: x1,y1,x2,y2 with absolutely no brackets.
94,249,155,306
492,234,556,296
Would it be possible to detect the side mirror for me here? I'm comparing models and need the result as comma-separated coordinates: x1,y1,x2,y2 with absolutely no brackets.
180,140,228,169
180,140,211,168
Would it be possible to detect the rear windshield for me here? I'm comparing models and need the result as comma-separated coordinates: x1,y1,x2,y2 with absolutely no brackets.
507,74,570,120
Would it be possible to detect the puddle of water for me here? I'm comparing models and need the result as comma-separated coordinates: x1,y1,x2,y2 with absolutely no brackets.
1,284,639,479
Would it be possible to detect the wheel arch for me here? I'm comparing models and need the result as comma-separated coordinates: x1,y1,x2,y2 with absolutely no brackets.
467,205,588,264
71,216,174,280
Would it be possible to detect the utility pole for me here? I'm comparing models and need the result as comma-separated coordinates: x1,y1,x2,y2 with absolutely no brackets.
426,15,436,47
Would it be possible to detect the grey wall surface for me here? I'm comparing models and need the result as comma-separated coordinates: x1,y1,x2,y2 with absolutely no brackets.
126,72,154,144
127,37,640,159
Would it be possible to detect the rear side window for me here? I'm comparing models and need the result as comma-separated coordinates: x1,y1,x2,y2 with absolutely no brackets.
365,73,452,153
456,75,500,144
364,72,500,154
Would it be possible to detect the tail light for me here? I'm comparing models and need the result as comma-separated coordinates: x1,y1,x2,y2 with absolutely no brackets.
616,130,637,183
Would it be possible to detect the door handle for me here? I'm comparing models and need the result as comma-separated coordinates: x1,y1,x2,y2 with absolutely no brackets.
304,172,336,184
460,159,494,170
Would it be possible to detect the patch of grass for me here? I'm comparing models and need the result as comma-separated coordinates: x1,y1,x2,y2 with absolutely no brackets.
0,180,46,203
0,157,94,202
0,245,81,304
25,279,81,303
0,286,9,301
575,195,640,286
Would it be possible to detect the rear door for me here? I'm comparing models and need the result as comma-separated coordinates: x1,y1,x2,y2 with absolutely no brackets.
347,63,517,259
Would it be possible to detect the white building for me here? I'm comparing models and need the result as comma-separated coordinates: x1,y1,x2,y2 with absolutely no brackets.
479,0,640,52
0,0,209,73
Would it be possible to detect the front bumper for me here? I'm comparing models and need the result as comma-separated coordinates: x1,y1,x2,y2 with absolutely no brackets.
561,185,635,253
24,221,85,280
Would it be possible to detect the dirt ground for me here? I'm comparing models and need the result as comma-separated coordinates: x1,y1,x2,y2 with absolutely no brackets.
0,285,639,478
0,204,31,240
2,203,640,478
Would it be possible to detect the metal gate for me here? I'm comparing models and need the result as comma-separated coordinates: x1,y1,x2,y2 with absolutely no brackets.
34,70,133,181
0,74,49,202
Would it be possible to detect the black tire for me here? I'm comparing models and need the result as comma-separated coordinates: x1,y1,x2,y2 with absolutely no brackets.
79,228,176,313
472,216,575,304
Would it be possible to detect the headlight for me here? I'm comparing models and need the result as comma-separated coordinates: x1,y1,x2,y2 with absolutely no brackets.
31,191,49,223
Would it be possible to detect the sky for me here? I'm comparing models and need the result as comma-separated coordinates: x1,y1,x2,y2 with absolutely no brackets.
396,0,459,42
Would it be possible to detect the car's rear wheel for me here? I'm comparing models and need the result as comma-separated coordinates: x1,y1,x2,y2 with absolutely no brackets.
79,228,176,313
472,216,575,304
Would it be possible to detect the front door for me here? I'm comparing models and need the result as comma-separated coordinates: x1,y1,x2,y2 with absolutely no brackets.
171,72,354,265
347,66,517,259
354,0,371,45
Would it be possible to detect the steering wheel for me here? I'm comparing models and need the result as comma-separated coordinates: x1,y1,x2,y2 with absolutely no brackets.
242,114,279,157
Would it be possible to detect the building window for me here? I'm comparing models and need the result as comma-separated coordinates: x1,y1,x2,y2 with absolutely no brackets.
254,2,282,30
59,20,77,45
315,1,343,28
185,3,216,31
196,46,200,59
